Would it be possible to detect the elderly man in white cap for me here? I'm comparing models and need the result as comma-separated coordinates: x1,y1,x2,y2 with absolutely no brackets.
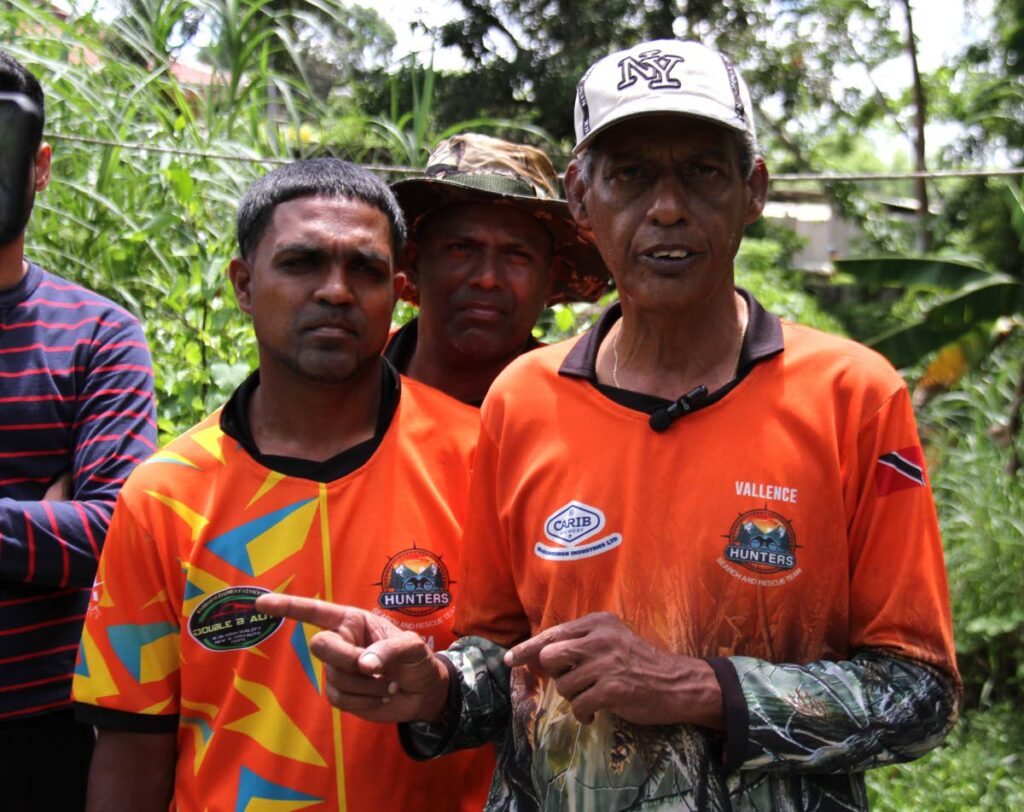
257,40,960,811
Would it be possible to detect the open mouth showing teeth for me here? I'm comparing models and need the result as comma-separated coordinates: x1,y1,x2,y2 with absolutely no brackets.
648,249,692,259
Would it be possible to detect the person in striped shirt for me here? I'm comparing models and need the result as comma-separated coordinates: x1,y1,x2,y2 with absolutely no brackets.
0,50,157,811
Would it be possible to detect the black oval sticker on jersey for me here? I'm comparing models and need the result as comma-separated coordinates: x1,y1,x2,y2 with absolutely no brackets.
188,586,283,652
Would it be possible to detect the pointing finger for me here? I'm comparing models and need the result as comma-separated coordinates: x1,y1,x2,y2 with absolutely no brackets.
505,620,592,668
255,593,354,632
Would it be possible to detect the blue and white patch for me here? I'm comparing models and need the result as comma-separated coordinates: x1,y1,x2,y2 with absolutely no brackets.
535,501,622,561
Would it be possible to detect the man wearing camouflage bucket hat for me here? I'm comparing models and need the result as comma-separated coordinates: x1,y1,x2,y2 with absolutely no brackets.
385,133,608,405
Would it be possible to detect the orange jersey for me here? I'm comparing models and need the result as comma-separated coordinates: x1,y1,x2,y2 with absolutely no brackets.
456,309,957,676
74,373,493,812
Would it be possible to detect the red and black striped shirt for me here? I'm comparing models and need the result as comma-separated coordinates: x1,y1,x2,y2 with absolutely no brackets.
0,261,156,720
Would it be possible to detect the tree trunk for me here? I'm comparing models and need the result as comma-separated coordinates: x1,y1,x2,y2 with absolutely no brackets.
900,0,931,253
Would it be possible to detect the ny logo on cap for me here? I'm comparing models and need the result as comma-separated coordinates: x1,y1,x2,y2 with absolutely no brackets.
617,49,685,91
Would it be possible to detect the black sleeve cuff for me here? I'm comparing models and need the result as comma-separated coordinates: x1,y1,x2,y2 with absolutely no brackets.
706,656,749,772
397,654,463,761
74,702,179,733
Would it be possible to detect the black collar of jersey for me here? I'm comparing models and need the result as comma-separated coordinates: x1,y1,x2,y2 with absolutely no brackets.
558,288,784,418
383,317,420,373
384,316,543,408
220,359,401,483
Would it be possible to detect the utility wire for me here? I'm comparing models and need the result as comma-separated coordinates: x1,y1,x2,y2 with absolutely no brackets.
44,131,420,174
45,131,1024,183
772,168,1024,182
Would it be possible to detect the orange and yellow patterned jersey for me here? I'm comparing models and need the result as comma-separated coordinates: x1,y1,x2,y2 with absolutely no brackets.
74,375,493,812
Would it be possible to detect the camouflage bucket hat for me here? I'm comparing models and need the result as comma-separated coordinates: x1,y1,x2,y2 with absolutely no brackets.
391,133,610,305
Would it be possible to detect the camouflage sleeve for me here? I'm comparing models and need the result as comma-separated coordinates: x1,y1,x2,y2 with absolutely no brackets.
716,648,959,773
400,635,512,758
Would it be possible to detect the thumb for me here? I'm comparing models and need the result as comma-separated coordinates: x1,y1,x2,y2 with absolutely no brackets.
358,632,437,685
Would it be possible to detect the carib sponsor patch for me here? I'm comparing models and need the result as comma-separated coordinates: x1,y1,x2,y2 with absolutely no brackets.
375,547,452,617
188,586,283,652
723,509,798,574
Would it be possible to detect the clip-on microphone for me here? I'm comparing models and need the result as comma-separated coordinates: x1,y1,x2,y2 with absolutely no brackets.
649,385,708,433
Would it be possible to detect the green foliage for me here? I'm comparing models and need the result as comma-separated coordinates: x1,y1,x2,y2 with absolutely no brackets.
735,238,847,335
351,56,554,169
828,182,1024,371
533,292,616,344
940,177,1024,279
834,256,1024,368
917,332,1024,703
867,704,1024,810
1,0,318,441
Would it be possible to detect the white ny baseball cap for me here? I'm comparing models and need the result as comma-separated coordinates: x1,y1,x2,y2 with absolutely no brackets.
573,39,757,154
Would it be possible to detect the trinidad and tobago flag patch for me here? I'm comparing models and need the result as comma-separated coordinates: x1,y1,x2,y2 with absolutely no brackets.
875,446,926,495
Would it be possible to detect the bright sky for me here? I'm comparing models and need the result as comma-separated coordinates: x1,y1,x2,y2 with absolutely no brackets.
71,0,993,79
383,1,467,71
386,0,997,164
70,0,998,162
385,0,995,74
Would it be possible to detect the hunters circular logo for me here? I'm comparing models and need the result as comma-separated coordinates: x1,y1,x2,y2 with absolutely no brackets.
376,547,452,617
188,586,283,652
724,509,798,575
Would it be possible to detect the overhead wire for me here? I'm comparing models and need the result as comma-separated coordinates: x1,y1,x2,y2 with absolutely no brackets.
45,130,1024,183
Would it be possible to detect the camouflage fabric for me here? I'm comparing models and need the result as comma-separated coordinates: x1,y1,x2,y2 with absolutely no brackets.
405,640,958,812
423,134,562,201
391,134,610,305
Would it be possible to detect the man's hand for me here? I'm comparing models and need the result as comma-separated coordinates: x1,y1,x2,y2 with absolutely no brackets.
43,470,72,501
504,612,724,730
255,593,450,724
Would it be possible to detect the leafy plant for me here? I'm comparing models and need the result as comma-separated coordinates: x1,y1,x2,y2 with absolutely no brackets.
1,0,310,440
916,331,1024,703
867,704,1024,810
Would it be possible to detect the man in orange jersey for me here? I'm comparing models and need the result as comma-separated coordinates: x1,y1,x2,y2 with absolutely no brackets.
258,41,960,811
385,133,608,405
72,159,492,811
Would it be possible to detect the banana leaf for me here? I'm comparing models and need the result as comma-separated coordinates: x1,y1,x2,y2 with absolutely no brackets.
867,276,1024,368
833,256,994,292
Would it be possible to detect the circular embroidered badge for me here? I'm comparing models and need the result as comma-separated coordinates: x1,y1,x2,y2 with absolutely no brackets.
724,509,798,575
376,547,452,617
188,586,283,652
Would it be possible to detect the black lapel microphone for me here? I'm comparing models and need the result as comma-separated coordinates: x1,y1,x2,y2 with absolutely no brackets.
649,385,708,432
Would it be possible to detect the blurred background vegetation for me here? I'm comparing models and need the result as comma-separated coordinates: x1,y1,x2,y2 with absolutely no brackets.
2,0,1021,804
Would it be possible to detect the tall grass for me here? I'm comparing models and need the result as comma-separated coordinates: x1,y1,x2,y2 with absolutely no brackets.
2,0,338,438
917,331,1024,704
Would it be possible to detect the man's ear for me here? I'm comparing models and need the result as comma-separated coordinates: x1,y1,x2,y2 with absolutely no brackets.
744,157,769,225
33,143,51,193
397,240,419,286
228,256,254,315
564,159,590,230
392,270,407,304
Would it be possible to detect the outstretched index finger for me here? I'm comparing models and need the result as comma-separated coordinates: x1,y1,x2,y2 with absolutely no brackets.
504,617,593,668
255,593,354,634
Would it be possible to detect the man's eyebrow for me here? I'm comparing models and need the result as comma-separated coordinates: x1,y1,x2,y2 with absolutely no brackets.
354,248,392,267
271,239,392,268
501,235,544,252
273,242,323,257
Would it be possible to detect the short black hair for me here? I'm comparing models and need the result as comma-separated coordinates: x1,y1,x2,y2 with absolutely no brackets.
0,50,45,155
236,158,407,261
